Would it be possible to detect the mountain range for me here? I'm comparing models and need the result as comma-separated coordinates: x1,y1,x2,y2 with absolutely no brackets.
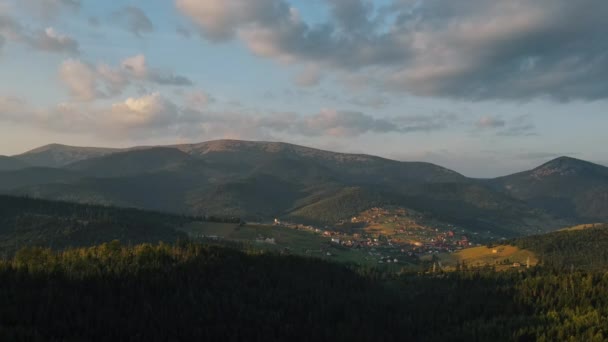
1,140,606,237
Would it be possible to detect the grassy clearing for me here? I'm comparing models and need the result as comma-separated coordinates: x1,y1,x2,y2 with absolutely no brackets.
424,245,538,271
559,223,605,231
178,222,383,266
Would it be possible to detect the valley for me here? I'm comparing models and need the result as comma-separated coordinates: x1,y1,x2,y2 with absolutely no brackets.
1,141,608,341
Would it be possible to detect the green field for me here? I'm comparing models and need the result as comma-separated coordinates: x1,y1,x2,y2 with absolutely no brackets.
423,245,538,271
178,222,398,267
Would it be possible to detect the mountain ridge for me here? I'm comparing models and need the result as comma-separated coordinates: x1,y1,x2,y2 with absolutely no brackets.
3,140,607,237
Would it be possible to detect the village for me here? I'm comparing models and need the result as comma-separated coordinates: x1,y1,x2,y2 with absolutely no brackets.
271,206,482,265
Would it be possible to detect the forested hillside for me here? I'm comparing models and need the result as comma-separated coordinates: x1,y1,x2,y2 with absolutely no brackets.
512,224,608,270
4,140,593,237
0,195,193,255
0,242,606,341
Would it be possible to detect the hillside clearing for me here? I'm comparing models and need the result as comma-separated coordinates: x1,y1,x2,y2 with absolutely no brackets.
424,245,538,271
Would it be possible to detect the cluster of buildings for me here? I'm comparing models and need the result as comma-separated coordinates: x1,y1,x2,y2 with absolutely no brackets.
272,208,479,264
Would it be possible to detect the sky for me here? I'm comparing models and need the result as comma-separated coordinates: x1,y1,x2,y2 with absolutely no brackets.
0,0,607,177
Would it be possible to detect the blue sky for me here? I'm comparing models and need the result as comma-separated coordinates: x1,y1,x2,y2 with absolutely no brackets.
1,0,607,177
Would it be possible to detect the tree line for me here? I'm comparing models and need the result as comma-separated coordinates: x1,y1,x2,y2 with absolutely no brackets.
0,241,607,341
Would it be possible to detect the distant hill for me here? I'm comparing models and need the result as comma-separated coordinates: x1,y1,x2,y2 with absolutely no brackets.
0,195,190,255
13,144,122,168
489,157,608,222
428,222,608,271
0,156,30,171
512,223,608,270
2,140,606,237
66,147,193,178
0,167,77,192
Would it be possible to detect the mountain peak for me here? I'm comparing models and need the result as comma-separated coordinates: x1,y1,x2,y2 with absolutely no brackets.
20,143,70,154
14,144,123,168
532,156,604,178
20,143,119,155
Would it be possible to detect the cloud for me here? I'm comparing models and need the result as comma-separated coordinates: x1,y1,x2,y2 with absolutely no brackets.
109,93,181,130
476,117,506,129
59,55,193,101
199,109,454,138
183,90,214,108
474,114,537,136
0,94,193,138
113,6,154,37
0,96,29,122
0,16,79,54
1,91,453,141
122,54,194,86
296,109,397,137
294,65,322,87
59,59,100,101
394,112,459,133
349,95,390,109
18,0,80,19
176,0,608,101
121,55,148,78
496,115,537,137
30,27,79,54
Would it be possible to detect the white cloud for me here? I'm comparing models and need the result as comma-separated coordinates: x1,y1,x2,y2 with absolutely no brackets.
109,93,178,128
59,55,193,101
32,27,79,54
122,54,194,86
59,59,99,101
122,54,148,78
0,91,454,141
0,16,79,54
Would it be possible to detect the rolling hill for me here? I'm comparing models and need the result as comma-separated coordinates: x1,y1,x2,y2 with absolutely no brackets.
13,144,122,168
512,223,608,270
1,140,605,237
489,157,608,222
0,195,190,255
428,223,608,271
0,156,30,171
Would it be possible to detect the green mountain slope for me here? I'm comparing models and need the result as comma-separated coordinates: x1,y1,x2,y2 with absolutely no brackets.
489,157,608,221
13,144,122,168
0,195,189,255
512,223,608,270
66,147,193,178
0,167,78,192
3,141,604,237
0,156,30,171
